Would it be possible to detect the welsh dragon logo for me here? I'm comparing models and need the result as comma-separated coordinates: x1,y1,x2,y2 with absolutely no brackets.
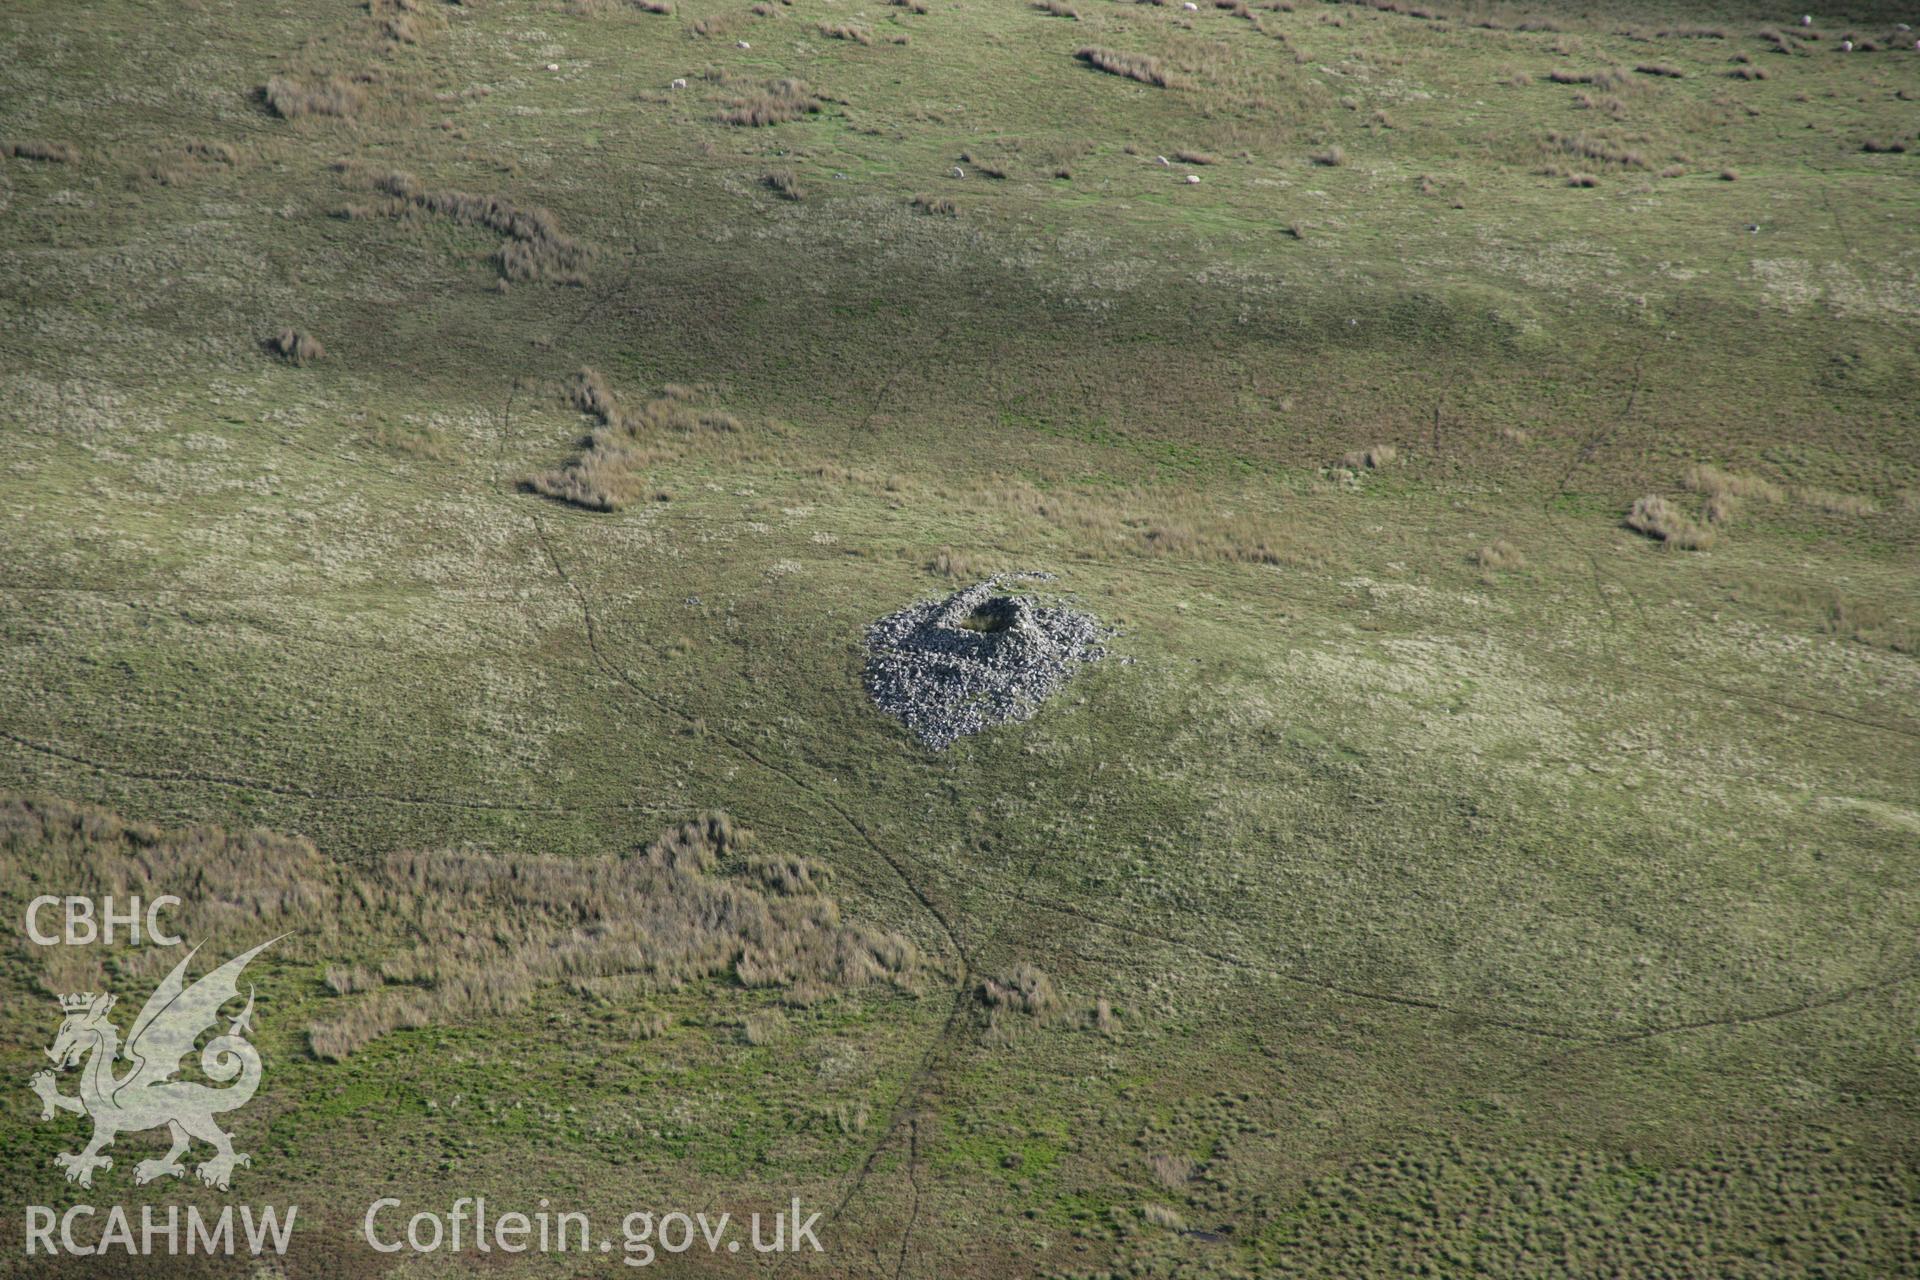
28,938,279,1190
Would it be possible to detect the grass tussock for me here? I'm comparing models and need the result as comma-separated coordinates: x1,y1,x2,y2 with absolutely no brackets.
183,139,241,165
0,797,337,997
1076,47,1180,89
268,329,325,366
717,78,822,126
1175,148,1218,165
980,963,1062,1043
0,796,924,1062
1034,0,1079,15
1471,539,1525,571
373,6,441,42
1310,144,1347,166
1544,130,1648,169
525,369,740,511
1340,444,1396,469
763,168,804,200
1549,66,1631,89
369,170,593,284
263,74,366,120
958,150,1009,179
818,22,872,43
1150,1153,1195,1188
1634,62,1684,78
1798,488,1878,517
911,193,957,216
1682,464,1784,506
928,547,986,578
1625,495,1713,549
743,1008,789,1045
4,140,80,163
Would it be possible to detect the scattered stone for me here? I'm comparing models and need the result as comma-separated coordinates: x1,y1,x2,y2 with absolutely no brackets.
863,575,1110,750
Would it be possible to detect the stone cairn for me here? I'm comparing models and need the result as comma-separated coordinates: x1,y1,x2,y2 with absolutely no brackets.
862,574,1110,749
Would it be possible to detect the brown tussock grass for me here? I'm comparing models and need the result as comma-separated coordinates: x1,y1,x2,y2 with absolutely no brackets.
980,963,1061,1043
524,369,741,511
4,140,80,163
1549,66,1631,89
1471,538,1525,570
743,1008,790,1045
1625,495,1713,549
1340,444,1396,469
0,797,923,1062
1797,488,1878,517
1076,47,1181,88
370,169,593,284
958,150,1009,179
763,168,804,200
928,547,987,578
1544,130,1648,169
716,78,822,126
1150,1153,1195,1189
264,74,366,119
818,21,872,43
1682,464,1783,506
911,193,957,216
269,329,325,366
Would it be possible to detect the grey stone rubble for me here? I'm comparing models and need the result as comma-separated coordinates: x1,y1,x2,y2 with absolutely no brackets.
862,574,1111,750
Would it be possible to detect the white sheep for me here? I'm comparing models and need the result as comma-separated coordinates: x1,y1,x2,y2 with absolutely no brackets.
670,77,688,89
736,39,751,49
1184,174,1200,184
1841,38,1853,50
546,62,560,72
1182,1,1198,9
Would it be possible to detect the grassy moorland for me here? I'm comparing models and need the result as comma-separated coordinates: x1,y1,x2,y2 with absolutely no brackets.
1,0,1917,1274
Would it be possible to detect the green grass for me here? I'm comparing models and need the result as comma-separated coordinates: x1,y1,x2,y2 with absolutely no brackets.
1,0,1917,1274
